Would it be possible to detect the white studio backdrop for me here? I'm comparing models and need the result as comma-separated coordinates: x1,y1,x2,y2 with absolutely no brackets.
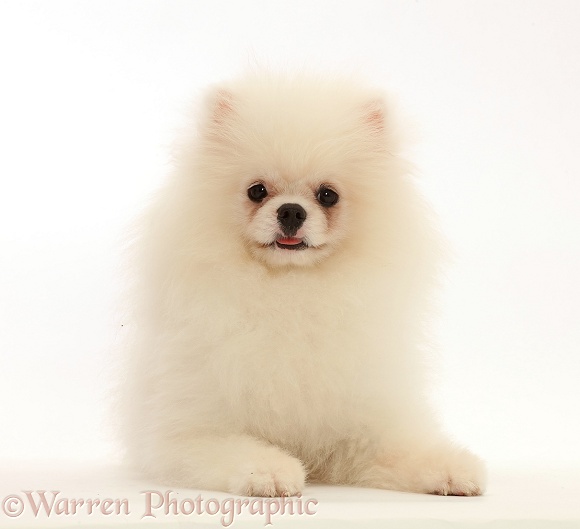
1,0,579,467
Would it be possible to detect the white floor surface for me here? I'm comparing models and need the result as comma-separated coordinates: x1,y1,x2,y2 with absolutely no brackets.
1,461,578,528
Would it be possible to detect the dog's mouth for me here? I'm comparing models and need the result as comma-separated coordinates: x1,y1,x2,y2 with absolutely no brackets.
275,236,308,251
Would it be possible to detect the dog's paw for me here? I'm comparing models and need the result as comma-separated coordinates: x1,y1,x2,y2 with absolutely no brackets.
419,446,486,496
228,450,306,497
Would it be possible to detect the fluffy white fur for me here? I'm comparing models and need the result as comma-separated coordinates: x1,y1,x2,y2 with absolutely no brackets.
121,72,486,497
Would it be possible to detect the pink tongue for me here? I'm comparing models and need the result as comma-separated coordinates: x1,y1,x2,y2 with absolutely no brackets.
277,237,302,245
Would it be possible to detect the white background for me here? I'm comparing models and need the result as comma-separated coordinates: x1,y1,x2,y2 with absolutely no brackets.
1,0,579,467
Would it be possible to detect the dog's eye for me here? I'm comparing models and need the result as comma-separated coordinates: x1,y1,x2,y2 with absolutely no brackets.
317,186,339,207
247,183,268,202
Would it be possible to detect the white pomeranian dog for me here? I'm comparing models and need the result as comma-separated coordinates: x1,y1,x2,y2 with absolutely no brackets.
121,72,486,497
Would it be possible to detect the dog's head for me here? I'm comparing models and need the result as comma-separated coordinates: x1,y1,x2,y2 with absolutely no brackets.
188,73,405,269
241,174,345,267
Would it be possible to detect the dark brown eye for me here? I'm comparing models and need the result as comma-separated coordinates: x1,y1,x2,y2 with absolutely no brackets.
248,183,268,202
317,186,339,207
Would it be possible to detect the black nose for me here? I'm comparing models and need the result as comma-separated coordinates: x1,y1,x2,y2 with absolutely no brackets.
277,203,307,234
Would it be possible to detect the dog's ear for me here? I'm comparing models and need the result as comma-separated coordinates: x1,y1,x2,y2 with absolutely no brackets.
363,98,386,134
360,98,392,155
202,88,237,146
209,89,234,125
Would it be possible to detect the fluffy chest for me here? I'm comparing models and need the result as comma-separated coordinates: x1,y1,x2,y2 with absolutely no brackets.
195,271,378,437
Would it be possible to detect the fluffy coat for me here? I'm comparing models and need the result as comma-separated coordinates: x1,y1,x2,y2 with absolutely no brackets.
121,72,486,497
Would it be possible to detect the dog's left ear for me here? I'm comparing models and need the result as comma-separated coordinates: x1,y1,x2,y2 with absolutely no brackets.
363,99,386,134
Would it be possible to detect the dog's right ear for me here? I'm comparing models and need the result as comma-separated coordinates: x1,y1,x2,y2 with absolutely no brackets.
209,89,234,125
202,88,237,146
